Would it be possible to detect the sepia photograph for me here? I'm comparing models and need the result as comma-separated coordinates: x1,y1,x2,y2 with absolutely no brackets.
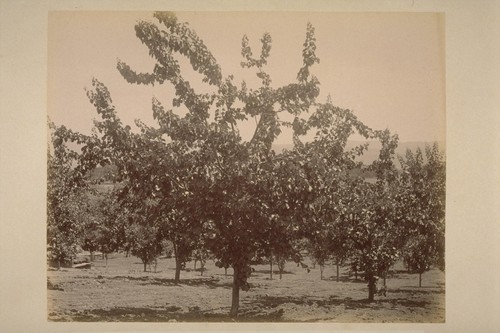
1,0,499,332
46,11,445,322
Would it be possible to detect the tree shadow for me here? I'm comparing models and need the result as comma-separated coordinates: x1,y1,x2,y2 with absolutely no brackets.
103,276,232,289
386,271,412,280
244,295,314,308
247,293,432,312
106,275,149,281
50,293,433,323
244,294,386,312
391,287,445,295
251,270,295,276
324,274,366,283
51,305,285,322
389,298,431,308
148,278,233,289
329,296,431,310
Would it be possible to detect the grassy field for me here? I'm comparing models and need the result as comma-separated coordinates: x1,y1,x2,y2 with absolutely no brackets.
47,253,445,322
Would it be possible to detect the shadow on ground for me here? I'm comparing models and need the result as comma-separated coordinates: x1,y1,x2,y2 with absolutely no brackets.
246,293,433,312
102,276,232,289
50,306,286,322
252,269,294,276
50,292,433,322
324,274,366,283
391,287,445,295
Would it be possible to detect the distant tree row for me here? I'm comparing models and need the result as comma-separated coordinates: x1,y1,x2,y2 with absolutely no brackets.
47,11,445,317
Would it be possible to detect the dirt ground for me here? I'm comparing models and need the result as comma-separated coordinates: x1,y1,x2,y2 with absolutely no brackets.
47,253,445,322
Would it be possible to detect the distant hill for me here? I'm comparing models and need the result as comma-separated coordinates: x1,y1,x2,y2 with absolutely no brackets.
272,141,445,167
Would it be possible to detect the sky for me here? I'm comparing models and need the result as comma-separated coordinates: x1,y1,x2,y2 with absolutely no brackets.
48,11,445,145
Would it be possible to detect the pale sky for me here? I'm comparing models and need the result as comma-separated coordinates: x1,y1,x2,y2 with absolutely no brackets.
48,11,445,144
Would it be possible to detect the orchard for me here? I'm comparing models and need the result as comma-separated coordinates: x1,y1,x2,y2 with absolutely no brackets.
47,11,445,321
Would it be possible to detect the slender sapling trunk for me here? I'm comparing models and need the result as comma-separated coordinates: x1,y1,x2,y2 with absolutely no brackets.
269,254,273,280
230,265,240,318
336,261,340,282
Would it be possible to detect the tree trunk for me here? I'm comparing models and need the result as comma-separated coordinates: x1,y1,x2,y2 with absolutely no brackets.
419,272,422,287
383,274,387,287
143,261,147,272
90,251,94,262
194,259,197,270
105,253,108,267
277,256,285,280
230,265,240,318
102,253,105,260
225,267,228,276
367,276,376,302
320,264,324,280
269,255,273,280
174,258,182,283
336,261,340,282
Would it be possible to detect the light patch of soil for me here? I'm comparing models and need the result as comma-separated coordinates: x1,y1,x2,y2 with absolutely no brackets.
47,254,445,322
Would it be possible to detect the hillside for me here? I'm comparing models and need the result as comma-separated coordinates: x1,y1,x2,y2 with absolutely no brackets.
272,141,445,167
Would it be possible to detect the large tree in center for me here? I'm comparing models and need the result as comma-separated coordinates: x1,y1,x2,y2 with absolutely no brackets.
113,11,322,317
77,11,399,317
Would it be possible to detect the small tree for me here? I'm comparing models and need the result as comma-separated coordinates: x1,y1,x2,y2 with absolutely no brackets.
347,130,403,301
126,222,163,273
398,143,446,286
47,122,93,268
94,189,126,265
80,225,99,262
192,236,211,276
113,184,164,273
403,234,438,287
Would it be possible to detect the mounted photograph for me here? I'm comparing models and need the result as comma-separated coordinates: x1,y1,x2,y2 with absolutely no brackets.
47,10,446,322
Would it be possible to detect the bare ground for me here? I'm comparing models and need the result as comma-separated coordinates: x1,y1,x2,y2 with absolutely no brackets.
47,254,445,322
